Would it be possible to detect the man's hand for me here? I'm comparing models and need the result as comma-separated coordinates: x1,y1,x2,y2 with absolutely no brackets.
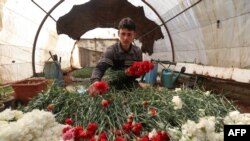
124,68,132,76
87,81,99,96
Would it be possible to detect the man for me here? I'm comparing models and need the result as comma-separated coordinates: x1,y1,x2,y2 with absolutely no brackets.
88,17,142,95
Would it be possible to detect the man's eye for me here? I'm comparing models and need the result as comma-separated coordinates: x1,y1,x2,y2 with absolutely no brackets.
121,33,132,36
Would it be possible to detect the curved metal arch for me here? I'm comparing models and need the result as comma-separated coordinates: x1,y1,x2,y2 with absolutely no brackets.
141,0,203,62
141,0,175,62
32,0,161,75
32,0,65,76
32,0,202,75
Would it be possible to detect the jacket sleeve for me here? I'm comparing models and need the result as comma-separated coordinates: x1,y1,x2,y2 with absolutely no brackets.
135,46,142,61
138,49,142,61
90,47,114,83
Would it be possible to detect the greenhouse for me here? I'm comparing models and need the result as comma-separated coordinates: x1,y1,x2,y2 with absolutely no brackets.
0,0,250,141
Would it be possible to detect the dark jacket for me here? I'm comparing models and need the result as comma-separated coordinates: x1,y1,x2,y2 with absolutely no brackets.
90,42,142,84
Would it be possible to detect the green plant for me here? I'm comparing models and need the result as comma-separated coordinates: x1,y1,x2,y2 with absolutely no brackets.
71,67,94,78
0,85,14,101
22,84,237,131
19,82,241,140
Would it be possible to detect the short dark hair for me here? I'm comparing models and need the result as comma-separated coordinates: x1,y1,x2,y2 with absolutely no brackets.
118,17,136,31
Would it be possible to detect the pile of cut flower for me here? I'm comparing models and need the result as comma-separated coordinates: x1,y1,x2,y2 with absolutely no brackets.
13,81,248,141
0,108,65,141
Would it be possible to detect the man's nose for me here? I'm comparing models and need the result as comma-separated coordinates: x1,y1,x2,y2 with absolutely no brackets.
123,35,129,39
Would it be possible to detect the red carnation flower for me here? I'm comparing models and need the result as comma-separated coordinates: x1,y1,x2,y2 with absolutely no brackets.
86,130,95,138
89,137,97,141
150,130,170,141
151,135,161,141
137,136,149,141
149,107,157,116
65,118,74,125
127,118,133,124
94,81,109,94
115,137,125,141
142,61,150,70
87,122,98,132
143,100,148,106
101,99,109,108
114,129,122,136
47,104,54,111
79,131,87,138
128,113,134,120
149,63,154,70
132,123,142,135
135,68,144,76
161,130,170,141
99,138,108,141
98,131,107,140
128,66,136,76
74,126,84,137
122,123,132,132
62,126,71,133
141,61,154,73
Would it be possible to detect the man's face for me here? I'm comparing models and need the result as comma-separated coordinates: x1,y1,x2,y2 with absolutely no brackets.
118,28,136,51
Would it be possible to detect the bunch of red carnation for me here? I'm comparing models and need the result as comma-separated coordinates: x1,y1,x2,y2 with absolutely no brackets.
128,60,154,76
62,114,169,141
62,122,101,141
137,130,170,141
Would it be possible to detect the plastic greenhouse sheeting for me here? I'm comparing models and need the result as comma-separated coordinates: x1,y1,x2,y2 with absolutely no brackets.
1,0,250,84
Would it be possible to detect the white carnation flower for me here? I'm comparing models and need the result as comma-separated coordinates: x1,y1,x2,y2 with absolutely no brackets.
172,96,183,110
181,120,197,136
0,109,64,141
0,108,22,121
198,109,205,117
167,128,182,140
13,110,24,120
175,88,182,92
197,116,215,133
207,132,223,141
224,110,250,124
0,120,8,125
148,128,157,139
179,116,222,141
204,91,210,96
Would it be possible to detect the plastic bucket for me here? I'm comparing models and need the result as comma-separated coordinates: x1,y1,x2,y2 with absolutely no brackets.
44,61,64,86
145,63,158,85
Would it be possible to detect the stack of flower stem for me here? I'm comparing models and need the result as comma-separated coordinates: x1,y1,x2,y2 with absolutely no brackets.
21,84,237,140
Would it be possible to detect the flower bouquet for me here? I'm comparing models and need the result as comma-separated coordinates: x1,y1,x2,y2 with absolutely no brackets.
127,60,154,76
103,60,154,89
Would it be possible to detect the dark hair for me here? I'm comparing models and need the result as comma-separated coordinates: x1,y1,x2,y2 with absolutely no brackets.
118,17,136,31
